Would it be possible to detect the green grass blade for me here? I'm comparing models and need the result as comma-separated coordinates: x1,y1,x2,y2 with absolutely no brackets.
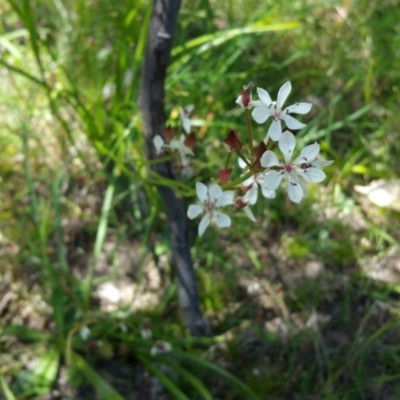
172,21,300,57
0,375,17,400
0,325,50,342
83,170,116,302
173,350,260,400
68,352,124,400
137,355,191,400
157,356,214,400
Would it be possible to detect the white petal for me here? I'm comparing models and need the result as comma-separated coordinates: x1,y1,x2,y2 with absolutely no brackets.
263,170,284,191
277,81,291,108
243,206,256,222
260,184,276,199
278,131,296,161
298,178,308,198
249,99,263,107
260,150,280,168
242,175,254,188
216,190,234,207
293,143,320,164
196,182,208,203
300,167,326,182
242,175,255,187
256,88,272,106
268,120,283,141
187,204,203,219
182,118,191,134
282,114,306,130
198,213,211,237
252,107,271,124
312,159,334,168
213,211,231,228
243,184,258,205
287,178,304,203
183,104,194,114
285,102,312,115
153,135,164,153
235,94,244,108
238,157,248,169
168,138,181,151
209,184,223,202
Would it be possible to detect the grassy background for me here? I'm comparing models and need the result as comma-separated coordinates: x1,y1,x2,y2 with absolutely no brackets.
1,0,400,398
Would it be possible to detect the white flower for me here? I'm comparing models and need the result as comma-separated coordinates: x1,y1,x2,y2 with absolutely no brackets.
260,131,333,203
187,182,234,237
140,322,152,340
168,134,194,158
238,158,275,204
179,105,194,134
153,134,194,168
252,81,312,141
151,341,172,356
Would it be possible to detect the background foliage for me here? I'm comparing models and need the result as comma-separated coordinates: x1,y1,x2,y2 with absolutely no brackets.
1,0,400,398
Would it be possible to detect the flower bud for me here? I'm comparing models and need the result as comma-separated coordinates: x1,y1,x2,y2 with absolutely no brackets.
223,130,243,151
217,168,233,184
241,88,251,108
184,132,196,148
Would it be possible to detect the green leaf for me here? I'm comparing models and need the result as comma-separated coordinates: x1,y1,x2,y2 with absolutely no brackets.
12,349,59,397
0,375,17,400
0,325,50,342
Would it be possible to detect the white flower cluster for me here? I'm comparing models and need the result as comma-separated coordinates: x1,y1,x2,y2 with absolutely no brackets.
154,83,333,237
153,105,195,174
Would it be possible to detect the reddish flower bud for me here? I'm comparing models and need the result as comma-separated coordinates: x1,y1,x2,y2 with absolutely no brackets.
250,141,267,169
184,132,196,148
223,130,243,151
241,88,251,108
217,168,233,184
163,125,175,142
234,197,247,210
253,141,266,160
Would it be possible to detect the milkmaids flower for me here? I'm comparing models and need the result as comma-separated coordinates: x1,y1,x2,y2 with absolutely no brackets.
169,134,194,158
238,158,275,204
252,81,312,141
151,341,172,356
140,322,152,340
153,133,194,169
260,131,333,203
187,182,234,237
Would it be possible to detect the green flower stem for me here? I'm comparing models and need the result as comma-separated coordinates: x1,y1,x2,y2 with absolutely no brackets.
236,150,252,168
221,170,253,190
224,151,232,169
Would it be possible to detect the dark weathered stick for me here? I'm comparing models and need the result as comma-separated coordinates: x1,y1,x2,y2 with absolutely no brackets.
139,0,210,336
